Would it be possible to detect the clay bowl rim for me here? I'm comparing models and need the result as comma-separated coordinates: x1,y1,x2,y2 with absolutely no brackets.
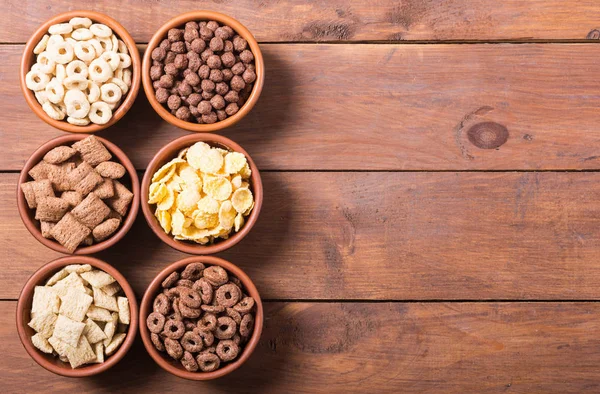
141,133,263,255
16,255,139,377
20,10,142,133
17,134,140,255
141,10,265,132
139,255,263,380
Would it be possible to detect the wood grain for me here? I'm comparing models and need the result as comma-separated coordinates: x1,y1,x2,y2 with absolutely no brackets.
5,44,600,171
4,171,600,300
3,301,600,393
4,1,600,43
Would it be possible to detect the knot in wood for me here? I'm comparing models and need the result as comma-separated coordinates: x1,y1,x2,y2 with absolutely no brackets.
467,122,508,149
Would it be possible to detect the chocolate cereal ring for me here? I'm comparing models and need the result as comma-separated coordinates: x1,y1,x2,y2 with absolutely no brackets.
163,319,185,339
232,334,241,345
216,340,239,362
226,308,242,325
198,313,217,332
153,293,171,315
171,299,183,321
215,316,237,340
146,311,166,334
181,351,199,372
176,279,194,288
203,266,228,286
193,328,215,347
215,283,241,307
180,287,202,308
165,338,184,360
183,320,197,331
179,299,201,319
162,271,180,288
233,296,255,314
229,276,242,288
181,262,205,280
151,332,165,352
196,352,220,372
239,314,255,337
181,331,203,353
193,278,213,304
201,304,225,314
204,345,217,354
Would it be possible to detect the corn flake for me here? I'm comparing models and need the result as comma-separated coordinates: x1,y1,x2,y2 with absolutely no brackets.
203,177,232,201
148,182,167,204
231,187,253,214
224,152,247,174
219,200,237,230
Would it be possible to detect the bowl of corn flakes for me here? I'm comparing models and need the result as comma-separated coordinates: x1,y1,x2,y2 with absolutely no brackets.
141,134,262,254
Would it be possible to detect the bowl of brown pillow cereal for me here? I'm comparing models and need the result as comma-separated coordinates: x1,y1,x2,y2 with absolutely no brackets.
142,11,264,132
139,256,262,380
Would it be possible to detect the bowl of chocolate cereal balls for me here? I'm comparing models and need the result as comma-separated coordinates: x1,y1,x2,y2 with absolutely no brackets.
20,11,141,133
142,11,264,132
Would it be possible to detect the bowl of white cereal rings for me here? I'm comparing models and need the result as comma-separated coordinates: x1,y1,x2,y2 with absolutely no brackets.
20,11,141,133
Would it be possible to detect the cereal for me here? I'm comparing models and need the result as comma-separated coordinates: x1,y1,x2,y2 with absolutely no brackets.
148,143,254,245
147,262,257,371
26,18,133,125
151,20,256,124
44,146,77,164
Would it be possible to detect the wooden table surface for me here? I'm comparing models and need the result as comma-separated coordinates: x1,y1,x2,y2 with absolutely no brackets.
3,1,600,392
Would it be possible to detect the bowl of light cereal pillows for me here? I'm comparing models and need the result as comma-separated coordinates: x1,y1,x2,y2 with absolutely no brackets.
20,11,141,133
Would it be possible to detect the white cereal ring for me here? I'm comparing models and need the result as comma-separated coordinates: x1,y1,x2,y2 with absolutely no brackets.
71,28,93,40
66,60,88,78
30,63,42,72
64,89,86,104
45,78,65,104
51,41,74,64
89,101,112,124
56,101,67,115
114,67,124,79
36,51,56,74
117,39,128,54
101,51,120,71
25,70,50,91
73,41,96,63
65,89,90,118
42,101,66,120
122,68,132,87
89,58,113,82
55,63,66,81
63,75,88,90
65,37,77,47
66,97,90,119
33,34,50,55
118,53,131,69
90,23,112,38
98,37,113,52
88,39,104,56
35,90,49,105
84,81,101,103
67,116,91,126
48,23,73,35
106,101,119,110
69,17,92,29
100,83,122,103
110,34,119,52
109,77,128,95
46,34,64,50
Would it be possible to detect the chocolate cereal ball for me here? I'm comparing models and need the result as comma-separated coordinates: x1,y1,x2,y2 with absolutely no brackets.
167,95,181,110
198,100,212,115
155,88,169,103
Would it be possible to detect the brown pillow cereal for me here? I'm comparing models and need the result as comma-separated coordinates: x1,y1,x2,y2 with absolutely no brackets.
25,17,133,126
146,262,256,372
148,142,254,245
28,264,130,368
150,20,256,124
20,136,133,252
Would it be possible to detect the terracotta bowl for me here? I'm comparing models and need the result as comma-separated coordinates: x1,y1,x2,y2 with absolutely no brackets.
139,256,263,380
141,133,263,254
16,255,139,377
20,10,141,133
142,10,264,132
17,134,140,254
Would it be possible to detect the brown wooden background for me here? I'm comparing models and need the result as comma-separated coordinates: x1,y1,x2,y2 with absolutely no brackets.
2,1,600,392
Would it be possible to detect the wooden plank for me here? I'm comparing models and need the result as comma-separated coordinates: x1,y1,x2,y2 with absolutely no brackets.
4,171,600,300
4,1,600,43
3,301,600,392
4,43,600,171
